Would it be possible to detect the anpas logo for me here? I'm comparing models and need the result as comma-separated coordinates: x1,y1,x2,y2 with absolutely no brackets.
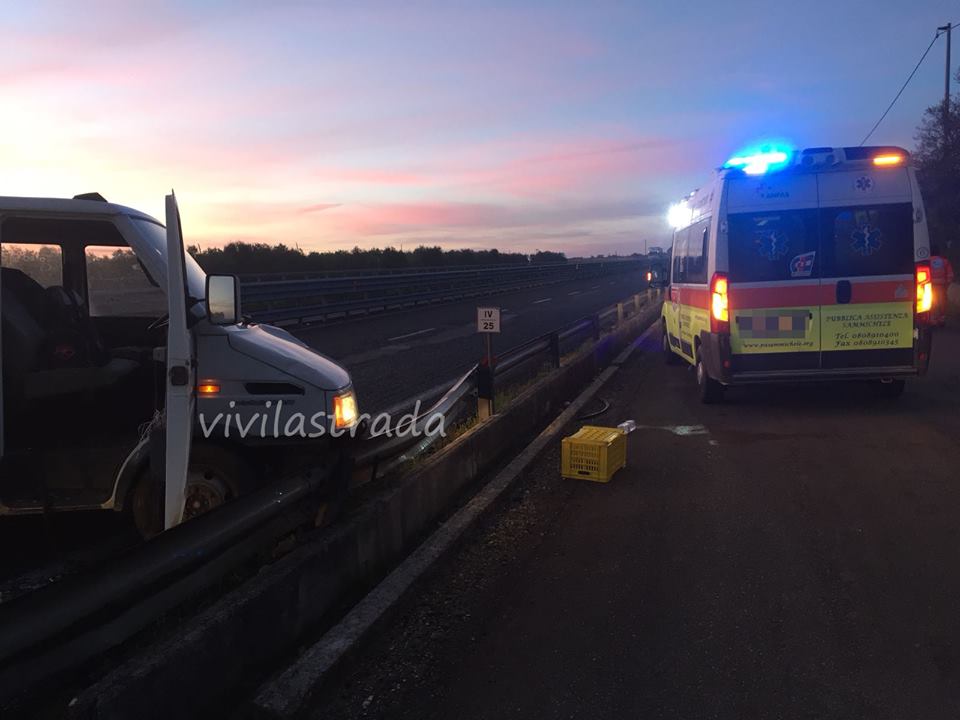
789,251,816,278
756,183,789,199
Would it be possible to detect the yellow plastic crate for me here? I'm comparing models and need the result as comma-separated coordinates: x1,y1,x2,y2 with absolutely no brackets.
561,425,627,483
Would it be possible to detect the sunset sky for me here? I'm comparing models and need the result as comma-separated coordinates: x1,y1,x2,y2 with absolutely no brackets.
1,1,957,256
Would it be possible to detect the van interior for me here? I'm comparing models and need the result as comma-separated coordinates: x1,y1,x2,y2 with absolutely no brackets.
1,217,167,510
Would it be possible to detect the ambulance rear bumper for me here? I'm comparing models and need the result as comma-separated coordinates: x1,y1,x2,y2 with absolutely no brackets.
698,330,931,385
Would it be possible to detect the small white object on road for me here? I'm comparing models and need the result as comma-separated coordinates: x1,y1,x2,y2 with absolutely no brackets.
533,297,552,304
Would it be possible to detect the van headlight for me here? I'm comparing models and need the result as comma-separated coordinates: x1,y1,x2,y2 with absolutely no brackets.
333,390,359,429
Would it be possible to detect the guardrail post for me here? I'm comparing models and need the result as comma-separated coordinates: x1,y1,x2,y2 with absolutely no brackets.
477,360,495,420
549,332,560,368
592,313,601,340
616,302,624,326
634,293,642,313
647,287,653,303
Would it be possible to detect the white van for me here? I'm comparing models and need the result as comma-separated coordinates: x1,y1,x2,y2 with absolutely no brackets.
0,193,358,534
662,145,934,402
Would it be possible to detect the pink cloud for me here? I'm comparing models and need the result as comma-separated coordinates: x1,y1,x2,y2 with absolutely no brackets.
320,198,658,237
313,168,427,186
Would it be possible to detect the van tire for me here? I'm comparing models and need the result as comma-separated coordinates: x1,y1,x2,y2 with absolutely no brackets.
129,444,256,538
695,346,724,404
662,325,681,365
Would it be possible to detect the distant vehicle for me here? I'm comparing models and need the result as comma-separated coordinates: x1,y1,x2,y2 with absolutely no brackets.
661,145,934,402
0,193,358,535
647,247,664,255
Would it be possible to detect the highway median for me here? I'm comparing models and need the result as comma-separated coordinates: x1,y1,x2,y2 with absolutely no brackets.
64,291,663,720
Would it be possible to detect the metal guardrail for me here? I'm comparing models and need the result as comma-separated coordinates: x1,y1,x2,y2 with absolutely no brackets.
0,460,344,703
0,286,661,708
354,288,659,481
237,256,641,283
241,260,644,325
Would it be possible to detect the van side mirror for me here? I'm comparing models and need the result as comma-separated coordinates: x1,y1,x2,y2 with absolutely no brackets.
206,274,241,325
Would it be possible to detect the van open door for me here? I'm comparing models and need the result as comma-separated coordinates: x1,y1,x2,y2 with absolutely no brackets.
163,193,195,530
0,237,5,467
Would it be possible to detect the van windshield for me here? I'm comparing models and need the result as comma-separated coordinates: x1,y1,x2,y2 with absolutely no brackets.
728,209,820,282
130,217,207,301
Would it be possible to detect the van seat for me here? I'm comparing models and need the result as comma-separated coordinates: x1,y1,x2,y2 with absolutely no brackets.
23,358,139,400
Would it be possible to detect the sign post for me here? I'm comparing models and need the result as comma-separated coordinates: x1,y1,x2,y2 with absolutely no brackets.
476,307,501,420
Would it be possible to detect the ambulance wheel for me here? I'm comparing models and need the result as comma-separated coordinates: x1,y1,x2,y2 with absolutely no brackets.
875,378,905,398
695,348,724,404
662,325,681,365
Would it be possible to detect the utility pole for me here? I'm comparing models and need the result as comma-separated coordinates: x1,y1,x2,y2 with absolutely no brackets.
939,22,952,147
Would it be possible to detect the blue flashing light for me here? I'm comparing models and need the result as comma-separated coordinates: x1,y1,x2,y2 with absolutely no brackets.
723,145,793,175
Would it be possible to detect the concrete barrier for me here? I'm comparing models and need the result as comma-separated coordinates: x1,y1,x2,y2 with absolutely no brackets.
69,299,664,720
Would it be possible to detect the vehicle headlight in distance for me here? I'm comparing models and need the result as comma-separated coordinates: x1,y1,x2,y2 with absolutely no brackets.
333,390,359,429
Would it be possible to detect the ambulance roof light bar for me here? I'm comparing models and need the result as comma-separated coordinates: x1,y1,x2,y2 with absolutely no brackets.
722,143,910,175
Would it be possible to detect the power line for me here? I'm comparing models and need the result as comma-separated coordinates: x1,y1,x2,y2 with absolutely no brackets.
860,29,945,146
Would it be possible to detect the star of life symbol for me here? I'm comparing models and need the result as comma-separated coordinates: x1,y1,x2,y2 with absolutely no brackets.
851,225,882,256
756,230,790,261
855,176,874,192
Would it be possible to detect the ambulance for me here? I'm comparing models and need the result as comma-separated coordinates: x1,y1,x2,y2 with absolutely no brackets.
661,145,934,402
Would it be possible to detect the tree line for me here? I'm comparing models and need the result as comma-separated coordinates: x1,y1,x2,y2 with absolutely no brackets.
913,73,960,267
186,243,567,275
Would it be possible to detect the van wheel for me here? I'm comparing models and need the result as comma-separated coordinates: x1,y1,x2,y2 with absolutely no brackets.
663,326,681,365
129,444,256,538
696,348,724,404
875,378,905,399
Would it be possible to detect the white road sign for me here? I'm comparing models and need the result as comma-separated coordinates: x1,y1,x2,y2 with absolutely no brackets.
477,306,501,333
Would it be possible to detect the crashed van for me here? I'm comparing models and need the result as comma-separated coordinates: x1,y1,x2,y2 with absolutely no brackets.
0,192,358,535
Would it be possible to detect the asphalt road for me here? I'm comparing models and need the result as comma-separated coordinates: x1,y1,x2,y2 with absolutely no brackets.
295,268,650,411
308,319,960,720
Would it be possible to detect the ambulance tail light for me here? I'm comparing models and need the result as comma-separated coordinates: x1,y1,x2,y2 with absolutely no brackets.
916,262,933,320
710,272,729,334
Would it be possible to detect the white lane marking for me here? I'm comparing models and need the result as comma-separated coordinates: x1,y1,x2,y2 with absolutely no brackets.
387,327,436,342
532,297,552,304
568,290,581,296
591,285,599,290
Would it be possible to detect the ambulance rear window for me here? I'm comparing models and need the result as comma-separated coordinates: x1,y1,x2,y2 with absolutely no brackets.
820,203,913,278
728,209,819,283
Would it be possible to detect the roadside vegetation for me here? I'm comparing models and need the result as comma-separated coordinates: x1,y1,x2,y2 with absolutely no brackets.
187,244,569,275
